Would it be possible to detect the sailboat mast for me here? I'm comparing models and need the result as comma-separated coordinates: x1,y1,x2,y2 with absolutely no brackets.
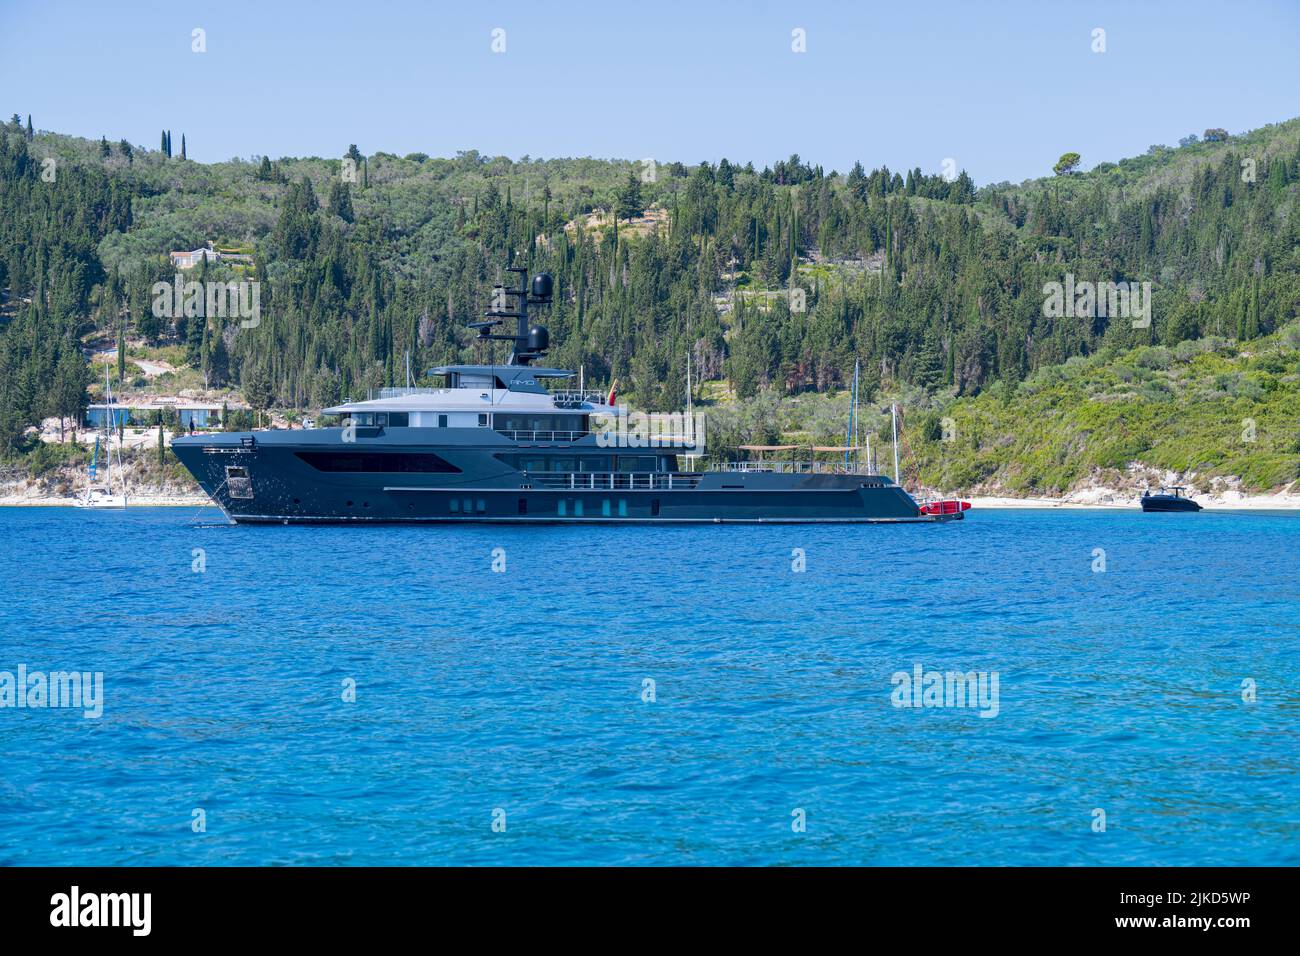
891,403,900,486
685,352,692,415
845,360,858,471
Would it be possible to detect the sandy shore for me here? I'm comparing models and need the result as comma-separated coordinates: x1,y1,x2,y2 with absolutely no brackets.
964,493,1300,510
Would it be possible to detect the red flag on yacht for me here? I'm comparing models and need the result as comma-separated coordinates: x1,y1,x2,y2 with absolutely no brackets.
606,379,617,407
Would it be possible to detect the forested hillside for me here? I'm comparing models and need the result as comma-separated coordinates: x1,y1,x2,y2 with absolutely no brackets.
1,113,1298,489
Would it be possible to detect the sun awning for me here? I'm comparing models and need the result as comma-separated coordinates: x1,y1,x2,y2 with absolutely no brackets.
811,445,860,453
739,444,800,451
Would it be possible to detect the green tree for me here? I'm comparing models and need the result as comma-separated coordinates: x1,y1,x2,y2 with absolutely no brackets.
242,363,272,425
327,180,354,222
52,346,89,443
209,333,230,388
616,168,645,222
912,332,945,389
1053,152,1081,176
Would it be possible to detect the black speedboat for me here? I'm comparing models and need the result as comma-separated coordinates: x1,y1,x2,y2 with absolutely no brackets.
1140,486,1202,512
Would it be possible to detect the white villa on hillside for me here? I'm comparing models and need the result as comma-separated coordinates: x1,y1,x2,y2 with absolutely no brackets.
169,243,254,269
86,398,232,429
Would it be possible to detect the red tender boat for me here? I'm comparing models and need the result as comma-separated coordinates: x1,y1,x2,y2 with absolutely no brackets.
919,499,972,517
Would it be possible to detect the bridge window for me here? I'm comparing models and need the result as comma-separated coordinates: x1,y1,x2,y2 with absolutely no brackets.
497,415,586,432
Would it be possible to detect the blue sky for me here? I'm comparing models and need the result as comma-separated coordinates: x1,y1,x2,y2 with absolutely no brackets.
2,0,1297,184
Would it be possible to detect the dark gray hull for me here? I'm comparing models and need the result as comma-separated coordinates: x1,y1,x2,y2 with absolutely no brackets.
1140,495,1202,512
172,430,934,524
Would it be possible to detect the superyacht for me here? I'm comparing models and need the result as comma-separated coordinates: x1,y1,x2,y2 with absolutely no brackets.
173,266,957,524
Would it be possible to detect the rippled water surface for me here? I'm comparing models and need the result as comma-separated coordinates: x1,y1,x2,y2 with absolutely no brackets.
1,506,1297,865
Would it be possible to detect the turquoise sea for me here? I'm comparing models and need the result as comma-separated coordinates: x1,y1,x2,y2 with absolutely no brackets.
1,506,1297,865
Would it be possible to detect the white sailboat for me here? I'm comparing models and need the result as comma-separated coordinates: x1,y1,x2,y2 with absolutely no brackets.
77,364,128,509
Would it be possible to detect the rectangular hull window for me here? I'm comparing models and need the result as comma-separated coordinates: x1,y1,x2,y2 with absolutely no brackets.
294,451,461,473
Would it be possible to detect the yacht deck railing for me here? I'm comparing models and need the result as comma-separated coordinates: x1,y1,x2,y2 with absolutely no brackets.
496,429,593,443
714,460,879,476
548,389,608,407
371,387,442,399
525,471,703,490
